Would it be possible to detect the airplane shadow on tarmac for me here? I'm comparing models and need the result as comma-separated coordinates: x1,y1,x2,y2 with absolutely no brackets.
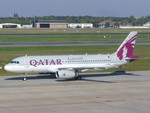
5,71,141,83
82,71,140,78
5,74,56,81
56,71,141,83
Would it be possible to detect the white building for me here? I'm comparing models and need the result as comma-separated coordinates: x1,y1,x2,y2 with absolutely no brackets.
143,22,150,28
68,23,93,28
120,25,149,29
22,24,33,29
0,23,22,28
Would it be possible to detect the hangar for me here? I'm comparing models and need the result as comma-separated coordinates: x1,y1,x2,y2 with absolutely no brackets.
35,20,68,28
0,23,22,28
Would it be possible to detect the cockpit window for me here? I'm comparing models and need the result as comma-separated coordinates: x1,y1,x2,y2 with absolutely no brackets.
10,61,19,64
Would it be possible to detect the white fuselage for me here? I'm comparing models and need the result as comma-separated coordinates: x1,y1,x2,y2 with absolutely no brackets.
4,54,126,73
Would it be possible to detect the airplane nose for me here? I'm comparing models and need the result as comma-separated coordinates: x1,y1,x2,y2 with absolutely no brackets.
4,65,12,72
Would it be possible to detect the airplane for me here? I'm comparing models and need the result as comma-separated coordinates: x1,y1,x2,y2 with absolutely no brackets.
4,31,139,80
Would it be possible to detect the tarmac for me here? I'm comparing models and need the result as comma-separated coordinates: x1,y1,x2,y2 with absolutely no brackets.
0,41,149,47
0,71,150,113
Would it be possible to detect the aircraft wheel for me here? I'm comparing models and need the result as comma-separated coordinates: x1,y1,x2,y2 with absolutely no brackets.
23,77,27,81
75,76,82,80
22,73,27,81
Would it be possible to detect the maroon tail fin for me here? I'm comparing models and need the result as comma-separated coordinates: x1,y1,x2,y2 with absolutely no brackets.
115,31,139,61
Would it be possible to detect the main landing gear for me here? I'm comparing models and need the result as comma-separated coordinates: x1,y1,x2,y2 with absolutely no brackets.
75,75,82,80
75,70,82,80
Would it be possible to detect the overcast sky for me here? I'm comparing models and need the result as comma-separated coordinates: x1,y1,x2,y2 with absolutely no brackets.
0,0,149,17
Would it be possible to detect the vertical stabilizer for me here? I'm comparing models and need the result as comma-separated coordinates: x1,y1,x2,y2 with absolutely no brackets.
115,31,139,61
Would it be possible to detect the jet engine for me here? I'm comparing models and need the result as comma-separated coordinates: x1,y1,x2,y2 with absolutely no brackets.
56,70,76,79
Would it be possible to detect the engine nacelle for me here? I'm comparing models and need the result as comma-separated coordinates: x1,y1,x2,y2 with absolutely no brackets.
56,70,76,79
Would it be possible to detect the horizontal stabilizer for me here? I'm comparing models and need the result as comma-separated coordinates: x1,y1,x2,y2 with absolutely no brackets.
125,56,139,62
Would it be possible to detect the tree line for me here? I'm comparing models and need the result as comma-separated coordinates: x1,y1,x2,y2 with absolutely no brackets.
0,15,150,27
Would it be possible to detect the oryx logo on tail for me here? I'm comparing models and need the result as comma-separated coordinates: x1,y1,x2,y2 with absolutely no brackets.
115,31,139,61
